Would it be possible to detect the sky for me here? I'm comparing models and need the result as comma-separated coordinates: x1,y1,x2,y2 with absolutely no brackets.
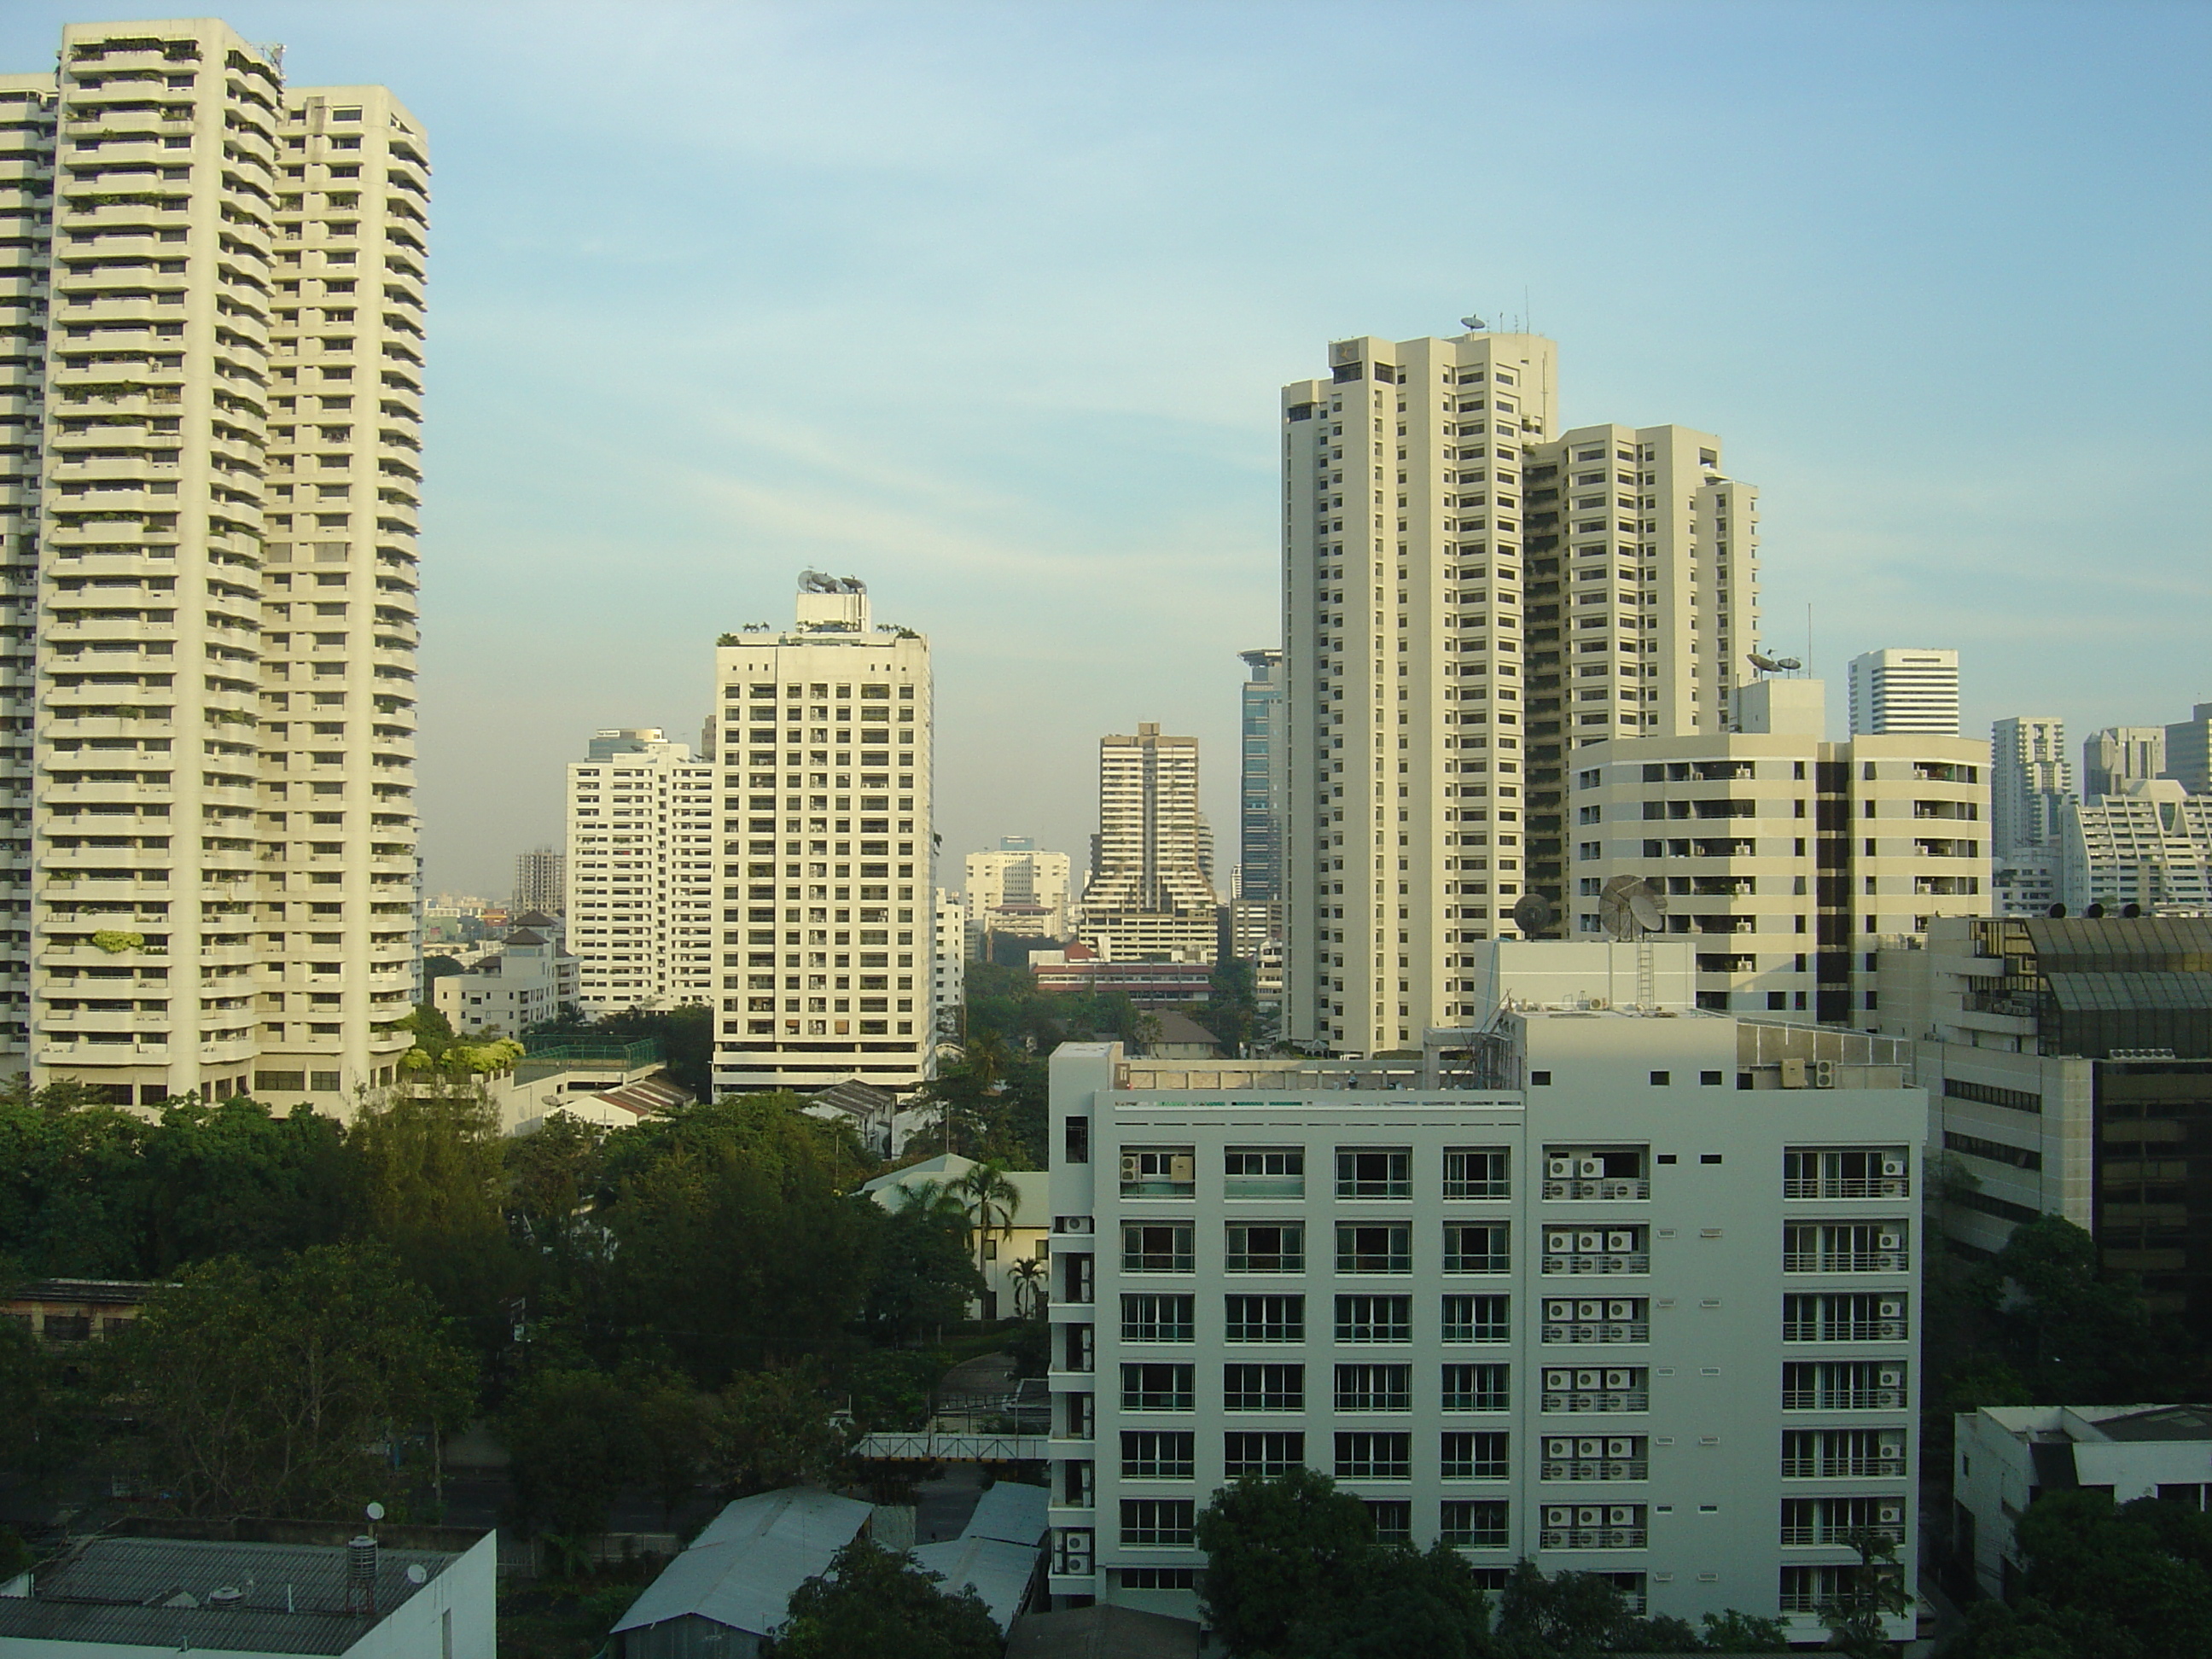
5,1,2207,898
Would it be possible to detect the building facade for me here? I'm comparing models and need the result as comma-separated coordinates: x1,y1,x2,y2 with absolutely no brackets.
1079,724,1218,963
933,884,964,1044
2060,780,2212,914
1045,955,1920,1640
513,845,564,916
711,574,934,1097
1990,717,2070,860
564,731,713,1016
1847,649,1959,737
433,925,577,1036
1567,678,1991,1025
965,836,1074,958
1237,647,1285,905
1279,329,1760,1055
0,20,427,1109
2082,726,2165,800
2166,701,2212,795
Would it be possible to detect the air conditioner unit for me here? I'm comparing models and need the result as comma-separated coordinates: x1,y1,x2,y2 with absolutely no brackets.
1877,1299,1904,1319
1606,1231,1636,1251
1813,1059,1836,1087
1545,1506,1574,1527
1548,1156,1575,1179
1604,1369,1632,1389
1575,1369,1603,1388
1877,1367,1904,1388
1547,1300,1575,1321
1877,1231,1903,1250
1578,1231,1604,1252
1607,1438,1633,1458
1780,1057,1809,1088
1579,1156,1605,1179
1880,1155,1907,1178
1607,1300,1635,1319
1602,1180,1633,1198
1168,1154,1195,1183
1579,1437,1604,1457
1545,1370,1573,1390
1877,1503,1903,1526
1547,1438,1575,1458
1119,1155,1140,1182
1610,1506,1636,1527
1547,1233,1575,1254
1577,1506,1604,1527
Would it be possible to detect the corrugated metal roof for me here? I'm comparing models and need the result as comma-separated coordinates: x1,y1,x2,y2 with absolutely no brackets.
611,1487,872,1639
912,1534,1035,1632
963,1482,1048,1547
0,1534,457,1656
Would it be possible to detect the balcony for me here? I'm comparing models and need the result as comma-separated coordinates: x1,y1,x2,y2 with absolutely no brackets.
1541,1178,1649,1202
1540,1388,1648,1413
1540,1525,1646,1549
1541,1320,1650,1345
1784,1249,1909,1274
1783,1387,1906,1411
1540,1458,1648,1481
1782,1455,1906,1479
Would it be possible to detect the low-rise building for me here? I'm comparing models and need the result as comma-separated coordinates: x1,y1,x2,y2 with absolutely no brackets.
1045,940,1921,1640
1954,1404,2212,1598
610,1488,873,1659
862,1153,1051,1320
1030,947,1212,1007
2061,779,2212,914
1,1278,152,1343
432,928,578,1036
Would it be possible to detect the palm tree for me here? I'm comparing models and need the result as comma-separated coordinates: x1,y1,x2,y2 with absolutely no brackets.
953,1159,1022,1315
1009,1255,1047,1318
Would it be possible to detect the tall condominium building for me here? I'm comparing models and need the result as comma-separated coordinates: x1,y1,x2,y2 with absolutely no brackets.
1280,329,1759,1054
512,845,564,915
1045,942,1920,1640
564,731,713,1016
1237,648,1285,904
932,886,963,1043
712,574,934,1097
0,20,428,1108
1989,717,2070,859
1079,724,1218,963
2059,780,2212,914
1847,649,1960,737
2081,725,2165,800
2166,702,2212,795
1568,679,1990,1026
964,836,1074,958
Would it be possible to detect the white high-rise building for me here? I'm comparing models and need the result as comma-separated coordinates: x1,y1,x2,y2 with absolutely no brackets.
1989,717,2070,859
712,574,934,1097
1045,941,1921,1641
1847,649,1959,737
564,731,714,1016
1280,329,1761,1055
932,885,964,1045
965,836,1074,958
2061,781,2212,915
2082,726,2166,800
1079,725,1219,963
1,20,428,1109
513,846,565,916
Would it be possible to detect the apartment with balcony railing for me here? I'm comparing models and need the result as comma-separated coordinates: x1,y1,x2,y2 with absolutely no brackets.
1043,939,1919,1641
2,19,426,1107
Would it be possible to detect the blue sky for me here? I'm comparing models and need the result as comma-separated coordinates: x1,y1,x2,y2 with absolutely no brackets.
7,2,2206,895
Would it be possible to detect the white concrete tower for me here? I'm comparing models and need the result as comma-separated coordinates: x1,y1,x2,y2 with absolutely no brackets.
713,573,934,1097
1281,330,1758,1056
9,20,428,1109
565,731,714,1016
1847,649,1959,736
1989,717,2070,859
1079,725,1218,963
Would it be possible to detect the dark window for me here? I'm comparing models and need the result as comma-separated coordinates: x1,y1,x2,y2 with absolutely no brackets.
1120,1498,1195,1546
1442,1363,1509,1412
1120,1363,1193,1412
1065,1116,1090,1161
1441,1499,1509,1547
1225,1363,1303,1412
1120,1430,1195,1478
1224,1431,1305,1477
1335,1431,1412,1480
1225,1294,1304,1342
1441,1431,1510,1480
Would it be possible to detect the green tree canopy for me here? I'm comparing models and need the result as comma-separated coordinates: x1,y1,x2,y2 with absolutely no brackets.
775,1538,1003,1659
1195,1466,1379,1657
501,1365,648,1542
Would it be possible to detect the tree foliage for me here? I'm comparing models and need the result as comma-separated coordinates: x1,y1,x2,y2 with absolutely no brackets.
775,1538,1003,1659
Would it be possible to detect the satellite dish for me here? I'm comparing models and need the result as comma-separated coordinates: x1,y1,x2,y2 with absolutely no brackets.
1510,893,1555,938
405,1564,429,1586
1460,314,1487,332
1772,656,1802,671
364,1503,385,1522
1598,876,1668,940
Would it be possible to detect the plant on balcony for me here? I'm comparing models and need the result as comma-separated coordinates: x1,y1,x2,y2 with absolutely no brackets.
89,929,143,954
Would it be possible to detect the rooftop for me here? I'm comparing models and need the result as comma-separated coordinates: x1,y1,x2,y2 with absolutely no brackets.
612,1487,872,1640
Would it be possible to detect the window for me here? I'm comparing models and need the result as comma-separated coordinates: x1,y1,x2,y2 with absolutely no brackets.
1065,1116,1090,1162
1782,1292,1906,1342
1539,1365,1650,1411
1365,1499,1413,1542
1441,1430,1509,1479
1225,1294,1304,1343
1225,1146,1305,1197
1121,1146,1196,1197
1783,1221,1909,1273
1444,1221,1510,1273
1336,1432,1412,1480
1122,1222,1193,1273
1115,1567,1196,1590
1443,1294,1510,1343
1121,1498,1195,1546
1782,1361,1906,1410
1335,1364,1412,1411
1224,1430,1305,1477
1336,1222,1411,1273
1781,1563,1899,1615
1784,1146,1912,1197
1226,1222,1304,1272
1120,1363,1194,1412
1336,1295,1412,1343
1781,1495,1906,1546
1442,1364,1509,1412
1121,1294,1195,1343
1120,1430,1194,1479
1443,1148,1509,1199
1336,1147,1412,1198
1441,1499,1509,1547
1225,1363,1303,1412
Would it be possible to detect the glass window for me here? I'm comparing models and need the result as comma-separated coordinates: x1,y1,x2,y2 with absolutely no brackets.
1335,1432,1412,1480
1442,1294,1510,1343
1441,1499,1509,1547
1120,1498,1195,1546
1336,1147,1412,1199
1121,1221,1194,1273
1366,1499,1413,1542
1442,1363,1510,1412
1335,1295,1412,1343
1120,1363,1194,1412
1224,1363,1304,1412
1334,1363,1412,1412
1225,1294,1304,1343
1120,1430,1194,1479
1443,1148,1510,1199
1225,1146,1305,1198
1336,1222,1411,1274
1224,1431,1305,1477
1227,1222,1304,1273
1444,1222,1511,1274
1441,1430,1509,1480
1121,1294,1195,1343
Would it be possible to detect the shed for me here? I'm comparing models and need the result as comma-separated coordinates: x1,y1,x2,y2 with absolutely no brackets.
609,1488,873,1659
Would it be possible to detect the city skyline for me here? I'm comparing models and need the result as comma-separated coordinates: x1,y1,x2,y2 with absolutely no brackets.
3,3,2201,898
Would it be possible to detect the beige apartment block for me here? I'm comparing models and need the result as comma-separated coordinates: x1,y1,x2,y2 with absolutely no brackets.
1080,724,1218,964
965,836,1074,957
1567,679,1990,1025
2,20,426,1109
566,731,714,1016
1280,329,1759,1054
712,574,934,1097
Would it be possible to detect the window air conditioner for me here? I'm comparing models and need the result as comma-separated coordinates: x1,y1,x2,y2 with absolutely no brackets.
1545,1370,1573,1390
1877,1231,1902,1250
1579,1437,1604,1457
1607,1300,1634,1319
1578,1506,1604,1526
1578,1231,1603,1252
1877,1299,1903,1319
1547,1438,1575,1458
1610,1506,1636,1526
1607,1438,1633,1458
1877,1502,1903,1525
1545,1506,1573,1527
1547,1233,1575,1254
1880,1155,1906,1178
1575,1369,1602,1388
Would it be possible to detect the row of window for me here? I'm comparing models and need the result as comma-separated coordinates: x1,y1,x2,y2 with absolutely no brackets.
1088,1360,1907,1415
1116,1429,1510,1481
1105,1495,1900,1551
1117,1220,1903,1277
1107,1427,1900,1481
1109,1292,1906,1344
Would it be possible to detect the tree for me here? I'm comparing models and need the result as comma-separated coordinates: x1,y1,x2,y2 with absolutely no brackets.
1987,1214,2186,1401
137,1097,356,1272
1195,1467,1377,1657
0,1083,150,1277
1493,1559,1641,1656
1283,1539,1494,1659
952,1159,1020,1307
703,1365,854,1497
859,1196,981,1343
632,1371,713,1525
775,1537,1002,1659
347,1085,518,1333
501,1365,646,1548
99,1243,474,1518
1208,958,1262,1057
1008,1254,1046,1318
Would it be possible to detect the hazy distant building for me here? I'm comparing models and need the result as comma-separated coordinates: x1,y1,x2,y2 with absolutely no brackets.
965,837,1074,958
1078,724,1218,963
2166,702,2212,795
589,727,667,760
2083,727,2165,800
1848,649,1960,736
513,847,566,916
566,732,713,1016
1991,717,2071,859
2061,781,2212,915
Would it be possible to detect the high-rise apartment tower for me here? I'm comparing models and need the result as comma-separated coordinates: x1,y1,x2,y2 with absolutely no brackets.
1079,725,1219,963
564,732,713,1016
712,574,934,1096
0,20,428,1108
2165,702,2212,796
2082,726,2166,800
1989,717,2070,859
1280,329,1759,1053
1847,649,1959,737
965,836,1074,958
512,846,564,916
